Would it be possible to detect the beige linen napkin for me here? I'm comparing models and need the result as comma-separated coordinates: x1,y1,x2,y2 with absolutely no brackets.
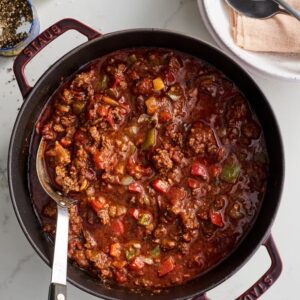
230,0,300,53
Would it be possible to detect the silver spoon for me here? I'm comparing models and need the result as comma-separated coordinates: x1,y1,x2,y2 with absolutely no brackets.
226,0,300,21
37,138,76,300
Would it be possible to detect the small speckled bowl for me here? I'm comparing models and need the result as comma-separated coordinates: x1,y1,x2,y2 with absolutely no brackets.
0,0,40,57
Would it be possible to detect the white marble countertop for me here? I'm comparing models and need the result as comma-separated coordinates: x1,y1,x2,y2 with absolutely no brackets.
0,0,299,299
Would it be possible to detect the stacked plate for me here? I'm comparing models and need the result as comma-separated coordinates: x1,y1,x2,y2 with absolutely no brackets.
198,0,300,81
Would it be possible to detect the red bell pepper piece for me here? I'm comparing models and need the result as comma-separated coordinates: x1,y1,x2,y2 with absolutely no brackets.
159,111,172,123
111,219,125,236
191,162,209,180
187,178,200,189
128,208,140,220
88,199,104,214
152,179,169,194
158,256,175,277
210,211,224,228
128,182,143,193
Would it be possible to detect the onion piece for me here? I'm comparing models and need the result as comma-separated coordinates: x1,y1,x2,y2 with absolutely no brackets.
121,176,134,186
142,257,154,265
137,114,151,123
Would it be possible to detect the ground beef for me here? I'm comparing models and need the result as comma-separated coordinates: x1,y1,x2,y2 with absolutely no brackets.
188,122,217,156
152,148,173,172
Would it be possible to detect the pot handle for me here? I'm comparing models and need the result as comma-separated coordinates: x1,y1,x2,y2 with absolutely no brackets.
192,234,282,300
235,234,282,300
13,18,101,99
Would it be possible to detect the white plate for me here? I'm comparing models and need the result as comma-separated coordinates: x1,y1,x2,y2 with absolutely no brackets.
198,0,300,81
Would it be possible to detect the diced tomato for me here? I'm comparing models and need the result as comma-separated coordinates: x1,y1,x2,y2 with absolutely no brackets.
210,211,224,227
88,199,104,214
210,164,222,177
60,137,71,147
106,111,115,128
128,208,140,220
74,131,86,143
94,93,102,102
187,178,200,189
115,271,127,283
129,256,145,271
97,105,109,117
170,149,182,163
113,76,122,88
158,256,175,277
191,162,209,180
120,102,130,113
165,71,175,85
93,151,104,170
152,179,170,194
111,219,125,236
167,187,186,205
128,182,143,193
88,108,97,120
159,111,172,123
109,243,121,257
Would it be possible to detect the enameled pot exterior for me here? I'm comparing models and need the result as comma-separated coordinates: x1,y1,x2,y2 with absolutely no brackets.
8,19,284,300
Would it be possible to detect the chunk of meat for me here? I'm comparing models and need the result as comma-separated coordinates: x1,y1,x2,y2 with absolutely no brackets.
85,250,110,270
226,96,249,124
72,250,89,268
241,120,261,139
53,164,82,193
42,201,57,218
93,137,117,171
127,157,152,179
152,148,173,172
83,230,97,249
71,70,96,96
114,270,128,283
135,78,153,95
165,123,183,146
89,126,101,143
41,122,56,140
46,141,71,165
188,122,217,156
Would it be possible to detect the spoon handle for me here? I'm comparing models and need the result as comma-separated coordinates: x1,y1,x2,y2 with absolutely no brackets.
273,0,300,21
48,205,69,300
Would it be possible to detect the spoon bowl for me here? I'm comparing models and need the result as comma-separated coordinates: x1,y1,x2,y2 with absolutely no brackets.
225,0,285,19
226,0,300,21
36,138,76,208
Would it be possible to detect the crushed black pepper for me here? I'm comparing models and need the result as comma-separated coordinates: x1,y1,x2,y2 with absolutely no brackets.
0,0,33,48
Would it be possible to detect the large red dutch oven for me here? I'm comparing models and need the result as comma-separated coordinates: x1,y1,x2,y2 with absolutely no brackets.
8,19,284,300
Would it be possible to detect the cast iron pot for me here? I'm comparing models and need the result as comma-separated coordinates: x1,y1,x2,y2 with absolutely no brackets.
8,19,284,300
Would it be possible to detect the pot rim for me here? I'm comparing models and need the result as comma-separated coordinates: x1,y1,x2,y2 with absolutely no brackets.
8,27,285,299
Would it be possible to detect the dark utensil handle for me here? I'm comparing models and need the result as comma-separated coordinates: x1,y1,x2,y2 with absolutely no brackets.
192,234,281,300
273,0,300,21
235,234,282,300
48,283,67,300
13,18,101,99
